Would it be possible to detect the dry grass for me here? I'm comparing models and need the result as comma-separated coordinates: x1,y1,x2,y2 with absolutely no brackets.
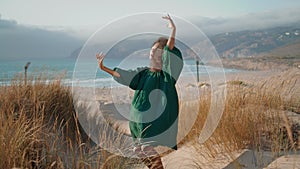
1,68,299,168
179,68,299,161
0,73,142,169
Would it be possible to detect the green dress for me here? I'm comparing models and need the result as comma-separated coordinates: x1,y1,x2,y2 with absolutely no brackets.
113,45,183,150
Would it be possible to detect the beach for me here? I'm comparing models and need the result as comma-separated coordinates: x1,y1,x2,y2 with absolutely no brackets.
72,66,300,168
1,64,299,168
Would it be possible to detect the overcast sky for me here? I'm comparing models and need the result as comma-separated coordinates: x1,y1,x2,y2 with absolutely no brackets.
1,0,300,28
1,0,300,59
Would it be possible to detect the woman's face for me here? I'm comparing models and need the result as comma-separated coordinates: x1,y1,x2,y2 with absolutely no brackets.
149,42,163,69
150,42,163,59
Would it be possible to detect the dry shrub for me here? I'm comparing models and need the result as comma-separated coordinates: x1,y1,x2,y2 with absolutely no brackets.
0,73,142,169
180,69,299,159
2,68,298,168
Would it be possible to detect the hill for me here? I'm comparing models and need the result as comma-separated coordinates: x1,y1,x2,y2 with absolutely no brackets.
217,42,300,70
0,18,83,60
210,26,300,58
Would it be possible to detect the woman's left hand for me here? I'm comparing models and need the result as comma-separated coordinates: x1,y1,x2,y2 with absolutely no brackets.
162,14,175,29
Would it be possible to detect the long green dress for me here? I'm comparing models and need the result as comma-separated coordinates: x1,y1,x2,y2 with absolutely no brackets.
113,45,183,150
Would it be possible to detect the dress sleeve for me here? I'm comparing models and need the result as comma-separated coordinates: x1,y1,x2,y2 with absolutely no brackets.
113,67,145,90
162,45,183,84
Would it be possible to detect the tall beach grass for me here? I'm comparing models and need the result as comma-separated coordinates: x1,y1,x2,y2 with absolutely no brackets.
178,68,299,165
0,73,141,169
0,68,299,168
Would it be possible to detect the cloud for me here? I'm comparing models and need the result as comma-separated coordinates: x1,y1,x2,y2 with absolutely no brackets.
2,7,299,61
190,8,300,35
0,16,83,60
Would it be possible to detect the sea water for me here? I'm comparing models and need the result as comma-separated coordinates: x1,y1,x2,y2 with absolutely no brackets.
0,57,237,87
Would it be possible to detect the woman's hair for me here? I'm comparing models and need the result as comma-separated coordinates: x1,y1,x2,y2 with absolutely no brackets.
152,37,168,49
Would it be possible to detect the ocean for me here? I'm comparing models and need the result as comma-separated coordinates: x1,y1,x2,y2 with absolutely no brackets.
0,57,238,87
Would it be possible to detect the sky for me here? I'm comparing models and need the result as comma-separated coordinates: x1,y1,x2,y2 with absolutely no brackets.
1,0,300,59
1,0,300,28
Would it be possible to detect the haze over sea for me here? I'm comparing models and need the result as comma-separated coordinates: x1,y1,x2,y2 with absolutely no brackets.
0,57,237,87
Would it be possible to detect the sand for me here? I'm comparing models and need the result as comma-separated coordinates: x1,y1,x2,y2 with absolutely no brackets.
264,155,300,169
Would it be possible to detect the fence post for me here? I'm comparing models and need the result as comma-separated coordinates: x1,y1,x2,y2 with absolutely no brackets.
196,60,200,82
24,62,31,85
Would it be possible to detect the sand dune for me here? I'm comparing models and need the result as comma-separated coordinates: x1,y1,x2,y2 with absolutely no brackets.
72,67,299,168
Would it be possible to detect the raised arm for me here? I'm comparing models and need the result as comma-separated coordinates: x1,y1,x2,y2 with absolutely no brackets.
96,53,120,77
162,14,176,50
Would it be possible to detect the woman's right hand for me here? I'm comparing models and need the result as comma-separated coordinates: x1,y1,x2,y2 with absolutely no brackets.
96,52,105,70
96,52,120,77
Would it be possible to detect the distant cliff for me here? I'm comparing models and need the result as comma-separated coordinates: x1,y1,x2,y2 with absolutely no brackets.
210,26,300,58
69,25,300,61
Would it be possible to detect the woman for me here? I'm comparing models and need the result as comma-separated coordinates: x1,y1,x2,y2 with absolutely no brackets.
96,14,183,169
